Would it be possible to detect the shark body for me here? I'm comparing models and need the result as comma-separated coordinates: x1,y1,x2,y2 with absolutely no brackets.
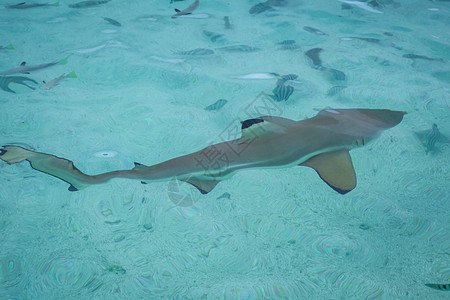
0,109,406,194
0,56,69,76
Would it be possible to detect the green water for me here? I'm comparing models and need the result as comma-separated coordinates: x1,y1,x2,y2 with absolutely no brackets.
0,0,449,299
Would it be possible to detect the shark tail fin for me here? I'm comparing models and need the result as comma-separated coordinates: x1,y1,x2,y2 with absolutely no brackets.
0,145,98,191
66,71,77,78
7,44,14,50
58,55,71,65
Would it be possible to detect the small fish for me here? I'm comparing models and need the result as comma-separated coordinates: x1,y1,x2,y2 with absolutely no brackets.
249,2,272,14
0,44,14,50
103,17,121,27
172,0,199,18
203,30,224,43
174,48,214,55
276,74,298,85
204,99,228,111
326,85,347,97
0,75,38,93
150,56,185,64
233,73,277,80
277,40,296,45
305,48,323,68
0,55,70,76
216,192,231,200
271,84,294,101
218,45,259,52
403,54,443,62
5,1,59,9
414,124,449,154
69,0,110,8
337,0,383,14
349,37,381,43
324,68,346,81
303,26,327,36
42,71,77,90
69,40,128,55
223,16,232,29
425,283,449,291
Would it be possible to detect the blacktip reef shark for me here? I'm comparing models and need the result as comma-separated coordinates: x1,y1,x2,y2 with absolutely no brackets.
171,0,199,18
0,109,406,195
0,55,70,76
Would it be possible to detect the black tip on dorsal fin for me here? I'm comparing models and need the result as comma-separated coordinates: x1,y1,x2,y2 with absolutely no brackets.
134,162,143,166
241,118,264,130
140,181,147,185
68,185,78,192
174,8,181,12
20,62,26,66
18,2,26,5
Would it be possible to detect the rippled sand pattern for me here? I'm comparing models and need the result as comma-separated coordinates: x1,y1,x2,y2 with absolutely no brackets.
0,0,449,299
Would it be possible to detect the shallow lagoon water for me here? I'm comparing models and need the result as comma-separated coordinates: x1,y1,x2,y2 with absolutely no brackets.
0,0,449,299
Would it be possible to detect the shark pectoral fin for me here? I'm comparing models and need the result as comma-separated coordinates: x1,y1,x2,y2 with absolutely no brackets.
183,177,220,194
300,150,356,194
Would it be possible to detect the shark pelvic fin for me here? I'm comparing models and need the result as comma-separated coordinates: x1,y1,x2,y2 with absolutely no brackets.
300,150,356,194
183,177,220,194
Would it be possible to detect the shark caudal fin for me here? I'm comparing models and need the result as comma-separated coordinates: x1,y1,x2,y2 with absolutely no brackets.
300,149,356,194
0,145,93,191
58,55,71,65
66,71,77,78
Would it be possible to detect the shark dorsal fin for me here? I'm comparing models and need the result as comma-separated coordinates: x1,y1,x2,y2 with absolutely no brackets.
184,177,219,194
300,149,356,194
241,116,291,139
20,62,26,67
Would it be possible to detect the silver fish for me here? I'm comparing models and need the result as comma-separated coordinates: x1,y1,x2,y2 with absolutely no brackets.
103,17,121,27
0,55,70,76
204,99,228,111
276,74,298,85
174,48,214,55
0,109,407,195
171,0,199,18
69,0,110,8
303,26,327,36
403,54,443,62
5,1,59,9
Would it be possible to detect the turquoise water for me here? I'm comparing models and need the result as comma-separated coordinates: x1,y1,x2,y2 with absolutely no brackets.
0,0,449,299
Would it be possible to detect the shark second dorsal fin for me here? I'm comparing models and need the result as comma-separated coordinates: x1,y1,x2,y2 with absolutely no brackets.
184,177,219,194
300,150,356,194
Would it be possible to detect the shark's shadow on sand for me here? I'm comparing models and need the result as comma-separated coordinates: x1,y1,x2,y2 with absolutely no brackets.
0,108,406,195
